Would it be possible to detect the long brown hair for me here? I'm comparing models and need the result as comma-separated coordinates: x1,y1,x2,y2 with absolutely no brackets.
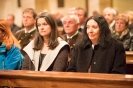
34,12,60,50
0,19,21,50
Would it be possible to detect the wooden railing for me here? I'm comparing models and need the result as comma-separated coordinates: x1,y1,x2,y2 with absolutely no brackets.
126,51,133,74
0,70,133,88
126,51,133,63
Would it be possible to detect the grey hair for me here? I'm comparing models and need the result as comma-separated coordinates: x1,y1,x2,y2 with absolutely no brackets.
103,7,117,16
61,14,79,23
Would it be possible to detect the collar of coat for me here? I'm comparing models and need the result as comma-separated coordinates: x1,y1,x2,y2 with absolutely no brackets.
23,37,68,71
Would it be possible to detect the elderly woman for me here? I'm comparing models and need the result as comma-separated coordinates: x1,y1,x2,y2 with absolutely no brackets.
112,14,130,50
66,15,126,74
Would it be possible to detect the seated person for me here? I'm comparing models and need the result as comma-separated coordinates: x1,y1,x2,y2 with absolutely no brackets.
14,8,37,49
112,14,130,51
0,19,23,70
6,14,21,34
21,12,70,71
61,15,83,62
66,15,126,74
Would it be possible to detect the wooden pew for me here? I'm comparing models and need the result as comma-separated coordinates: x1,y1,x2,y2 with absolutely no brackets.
126,51,133,64
0,70,133,88
126,51,133,74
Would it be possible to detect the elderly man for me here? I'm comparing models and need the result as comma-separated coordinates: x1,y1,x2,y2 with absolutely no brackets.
62,7,87,34
103,7,118,31
61,15,83,62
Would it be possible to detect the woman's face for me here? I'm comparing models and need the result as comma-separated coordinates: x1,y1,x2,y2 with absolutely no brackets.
86,19,100,44
115,19,127,34
37,18,51,37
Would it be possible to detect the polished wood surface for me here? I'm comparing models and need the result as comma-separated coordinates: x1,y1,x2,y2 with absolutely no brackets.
0,70,133,88
126,51,133,64
126,51,133,74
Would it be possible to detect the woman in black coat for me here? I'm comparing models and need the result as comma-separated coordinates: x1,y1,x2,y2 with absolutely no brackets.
66,15,126,74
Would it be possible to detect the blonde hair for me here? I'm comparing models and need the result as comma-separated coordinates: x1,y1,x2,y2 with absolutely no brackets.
0,19,21,50
115,14,129,26
125,11,133,24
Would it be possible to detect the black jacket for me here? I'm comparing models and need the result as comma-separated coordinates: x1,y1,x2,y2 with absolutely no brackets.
67,39,126,74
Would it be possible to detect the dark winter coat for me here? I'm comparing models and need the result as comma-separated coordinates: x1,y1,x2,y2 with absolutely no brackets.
67,39,126,74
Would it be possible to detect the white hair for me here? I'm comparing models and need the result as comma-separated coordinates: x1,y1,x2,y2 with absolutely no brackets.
103,7,117,16
61,14,79,23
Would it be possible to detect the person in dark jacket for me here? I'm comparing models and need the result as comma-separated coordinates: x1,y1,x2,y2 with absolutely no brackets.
66,15,126,74
6,14,21,34
0,19,23,70
61,15,83,62
112,14,130,51
14,8,37,49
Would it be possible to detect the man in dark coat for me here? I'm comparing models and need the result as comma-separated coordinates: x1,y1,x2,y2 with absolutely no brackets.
6,14,21,34
14,8,37,49
61,15,83,62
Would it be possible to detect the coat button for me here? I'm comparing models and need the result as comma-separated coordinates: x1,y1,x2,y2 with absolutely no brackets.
94,62,96,64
